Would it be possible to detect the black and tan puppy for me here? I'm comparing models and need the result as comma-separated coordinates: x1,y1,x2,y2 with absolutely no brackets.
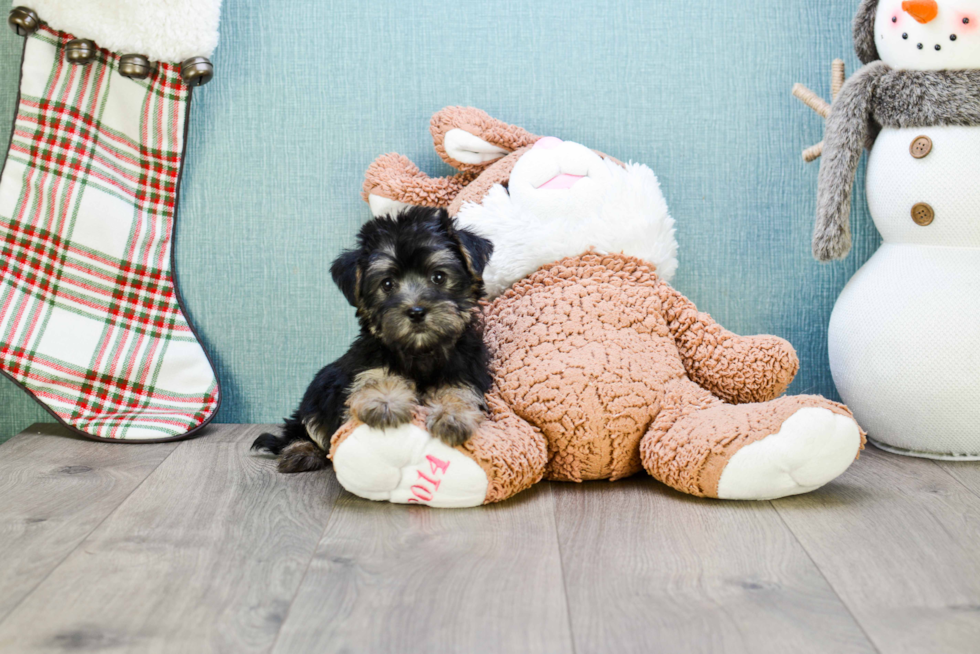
252,207,494,473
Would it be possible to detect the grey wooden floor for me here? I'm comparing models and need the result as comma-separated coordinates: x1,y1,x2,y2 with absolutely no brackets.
1,425,979,654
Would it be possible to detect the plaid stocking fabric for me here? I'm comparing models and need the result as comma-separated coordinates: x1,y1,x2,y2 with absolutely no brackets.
0,27,219,441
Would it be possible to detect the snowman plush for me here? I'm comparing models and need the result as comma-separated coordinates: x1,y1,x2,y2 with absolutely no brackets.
811,0,980,458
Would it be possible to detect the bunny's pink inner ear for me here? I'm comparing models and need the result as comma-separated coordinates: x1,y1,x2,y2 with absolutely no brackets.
430,106,539,172
443,129,509,166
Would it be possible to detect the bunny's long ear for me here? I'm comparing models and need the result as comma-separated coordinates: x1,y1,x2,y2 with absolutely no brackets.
362,153,477,217
430,107,539,173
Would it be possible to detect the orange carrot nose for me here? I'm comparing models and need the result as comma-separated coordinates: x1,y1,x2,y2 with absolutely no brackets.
902,0,939,23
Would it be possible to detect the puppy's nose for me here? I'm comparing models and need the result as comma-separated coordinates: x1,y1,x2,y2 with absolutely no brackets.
407,306,427,323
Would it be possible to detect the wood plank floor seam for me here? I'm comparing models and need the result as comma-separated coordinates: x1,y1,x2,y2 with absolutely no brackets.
548,483,580,654
770,446,980,653
0,432,181,628
930,460,980,503
0,426,343,654
264,471,343,654
769,500,883,654
3,427,979,654
551,478,876,654
270,481,576,653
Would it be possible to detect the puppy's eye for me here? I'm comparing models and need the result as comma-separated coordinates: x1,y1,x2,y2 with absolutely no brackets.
430,271,447,285
381,278,394,293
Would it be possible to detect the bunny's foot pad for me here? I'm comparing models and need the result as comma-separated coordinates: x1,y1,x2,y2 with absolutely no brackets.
332,423,489,508
717,407,862,500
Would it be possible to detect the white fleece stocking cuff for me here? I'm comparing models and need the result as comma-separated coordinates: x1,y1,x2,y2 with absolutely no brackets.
14,1,222,62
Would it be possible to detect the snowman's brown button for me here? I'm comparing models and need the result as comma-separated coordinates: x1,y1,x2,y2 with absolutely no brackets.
910,136,933,159
911,202,935,226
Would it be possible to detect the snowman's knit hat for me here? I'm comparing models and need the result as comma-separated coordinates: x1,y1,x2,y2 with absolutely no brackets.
854,0,881,64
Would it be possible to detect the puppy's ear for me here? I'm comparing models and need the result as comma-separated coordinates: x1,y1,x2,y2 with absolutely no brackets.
330,249,361,307
454,228,494,279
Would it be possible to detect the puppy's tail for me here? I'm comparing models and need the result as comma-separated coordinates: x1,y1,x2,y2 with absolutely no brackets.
251,416,311,455
251,418,329,473
250,431,292,455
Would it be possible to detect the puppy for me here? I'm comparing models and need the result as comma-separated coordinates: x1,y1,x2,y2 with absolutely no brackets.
252,206,494,473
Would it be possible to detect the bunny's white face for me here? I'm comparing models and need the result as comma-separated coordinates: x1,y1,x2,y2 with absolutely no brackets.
455,137,678,298
875,0,980,70
369,128,679,298
506,137,615,223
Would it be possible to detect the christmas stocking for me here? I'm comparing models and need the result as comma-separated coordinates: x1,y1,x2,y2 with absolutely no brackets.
0,1,223,441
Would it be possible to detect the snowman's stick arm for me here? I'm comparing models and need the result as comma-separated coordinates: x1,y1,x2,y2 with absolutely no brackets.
802,142,824,164
793,59,848,162
793,85,827,162
831,59,846,99
814,61,890,261
793,84,831,118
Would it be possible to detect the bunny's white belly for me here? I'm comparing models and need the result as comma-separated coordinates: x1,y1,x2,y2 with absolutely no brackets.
828,244,980,458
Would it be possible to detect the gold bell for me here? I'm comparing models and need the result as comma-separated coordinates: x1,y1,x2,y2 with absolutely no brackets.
65,39,97,65
8,7,40,36
180,57,213,87
119,54,153,80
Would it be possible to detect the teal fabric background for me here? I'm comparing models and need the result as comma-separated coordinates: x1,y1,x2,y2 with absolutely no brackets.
0,0,878,442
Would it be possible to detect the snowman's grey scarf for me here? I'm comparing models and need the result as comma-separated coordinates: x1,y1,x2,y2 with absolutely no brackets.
813,62,980,261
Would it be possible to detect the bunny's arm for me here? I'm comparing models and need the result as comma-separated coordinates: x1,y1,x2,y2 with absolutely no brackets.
655,280,799,404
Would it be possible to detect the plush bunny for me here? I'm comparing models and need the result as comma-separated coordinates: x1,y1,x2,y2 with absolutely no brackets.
327,107,864,507
800,0,980,459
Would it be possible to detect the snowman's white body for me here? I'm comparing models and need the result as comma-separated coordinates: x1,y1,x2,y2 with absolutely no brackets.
828,125,980,458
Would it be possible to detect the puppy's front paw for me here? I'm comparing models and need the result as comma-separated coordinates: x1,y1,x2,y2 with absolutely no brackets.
427,408,482,446
424,385,486,447
347,368,417,430
356,395,415,430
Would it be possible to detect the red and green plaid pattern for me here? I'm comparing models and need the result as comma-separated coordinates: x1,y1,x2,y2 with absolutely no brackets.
0,27,219,440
